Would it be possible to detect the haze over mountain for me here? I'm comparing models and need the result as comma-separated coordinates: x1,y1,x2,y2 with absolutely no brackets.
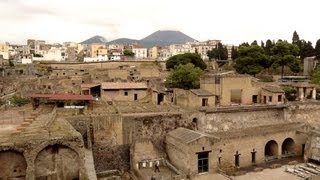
81,35,108,44
83,30,196,48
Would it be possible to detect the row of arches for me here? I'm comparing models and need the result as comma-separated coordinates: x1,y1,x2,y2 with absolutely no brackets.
0,145,80,180
265,138,296,158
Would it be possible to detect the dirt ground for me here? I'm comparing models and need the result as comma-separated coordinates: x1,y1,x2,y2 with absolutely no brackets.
232,165,303,180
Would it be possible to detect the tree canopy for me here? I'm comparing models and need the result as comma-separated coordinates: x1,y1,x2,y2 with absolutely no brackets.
315,39,320,60
166,53,207,70
233,45,269,76
165,63,204,90
207,43,228,60
123,49,135,57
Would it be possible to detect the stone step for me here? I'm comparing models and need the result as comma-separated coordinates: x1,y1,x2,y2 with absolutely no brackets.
16,126,25,131
20,122,31,127
24,118,33,123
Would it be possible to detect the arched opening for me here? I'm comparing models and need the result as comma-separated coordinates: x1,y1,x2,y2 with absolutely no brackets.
0,150,27,179
265,140,278,160
35,144,80,180
282,138,295,156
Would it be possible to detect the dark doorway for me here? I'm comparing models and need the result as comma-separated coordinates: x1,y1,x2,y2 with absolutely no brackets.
134,94,138,101
215,96,220,106
198,152,209,173
265,140,278,160
234,151,240,167
282,138,295,156
202,98,208,106
157,93,164,105
251,149,256,163
252,95,258,103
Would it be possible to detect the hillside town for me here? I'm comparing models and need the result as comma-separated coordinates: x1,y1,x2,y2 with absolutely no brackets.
1,28,320,180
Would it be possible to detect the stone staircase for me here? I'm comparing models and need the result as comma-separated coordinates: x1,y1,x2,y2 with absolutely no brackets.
14,108,43,133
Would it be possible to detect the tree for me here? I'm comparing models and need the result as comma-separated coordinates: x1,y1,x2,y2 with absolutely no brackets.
271,40,300,77
292,31,300,45
315,39,320,59
123,49,135,57
311,67,320,85
261,41,265,49
166,53,207,70
233,45,270,76
165,63,204,90
265,39,274,55
207,43,228,60
251,40,258,46
231,46,238,60
299,40,315,60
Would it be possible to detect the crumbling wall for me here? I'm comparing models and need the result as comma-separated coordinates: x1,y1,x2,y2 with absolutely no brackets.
0,150,27,179
122,113,194,151
35,145,80,180
285,102,320,128
92,143,130,173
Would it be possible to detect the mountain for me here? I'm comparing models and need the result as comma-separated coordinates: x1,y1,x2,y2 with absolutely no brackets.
140,30,196,47
107,38,140,45
81,35,107,44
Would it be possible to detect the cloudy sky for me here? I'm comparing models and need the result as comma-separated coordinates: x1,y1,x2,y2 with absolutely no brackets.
1,0,319,45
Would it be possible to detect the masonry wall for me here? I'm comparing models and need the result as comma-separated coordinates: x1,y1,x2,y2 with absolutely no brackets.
215,131,307,170
197,108,286,133
220,76,260,106
102,89,148,101
285,102,320,128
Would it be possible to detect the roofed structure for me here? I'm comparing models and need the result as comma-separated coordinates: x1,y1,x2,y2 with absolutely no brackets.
101,82,148,90
167,127,210,144
190,89,214,96
30,94,93,101
262,86,284,93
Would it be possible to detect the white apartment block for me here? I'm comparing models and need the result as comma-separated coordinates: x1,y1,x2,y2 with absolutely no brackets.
132,48,148,59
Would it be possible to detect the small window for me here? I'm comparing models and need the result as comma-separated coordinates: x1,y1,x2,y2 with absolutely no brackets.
124,91,128,96
269,96,272,102
278,95,282,102
202,98,208,106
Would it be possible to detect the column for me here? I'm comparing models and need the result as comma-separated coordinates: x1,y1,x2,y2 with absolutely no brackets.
299,87,304,101
312,87,317,100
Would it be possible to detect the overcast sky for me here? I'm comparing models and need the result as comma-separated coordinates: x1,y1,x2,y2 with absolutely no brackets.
1,0,320,45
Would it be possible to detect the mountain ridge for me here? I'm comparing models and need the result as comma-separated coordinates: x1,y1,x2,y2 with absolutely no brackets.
82,30,196,47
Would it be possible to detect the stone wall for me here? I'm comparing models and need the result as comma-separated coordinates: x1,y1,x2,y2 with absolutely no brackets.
92,143,130,173
198,107,286,133
122,113,195,151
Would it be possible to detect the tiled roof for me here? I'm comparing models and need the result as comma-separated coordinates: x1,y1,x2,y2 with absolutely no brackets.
167,127,205,144
262,86,284,93
30,94,93,101
101,82,148,90
80,83,100,89
190,89,214,96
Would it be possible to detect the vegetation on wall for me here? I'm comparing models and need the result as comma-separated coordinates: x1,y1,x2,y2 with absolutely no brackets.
11,95,31,107
283,86,297,101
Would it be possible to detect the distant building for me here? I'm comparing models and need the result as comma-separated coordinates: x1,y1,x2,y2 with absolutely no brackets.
148,46,161,59
0,44,9,60
84,55,108,62
89,43,106,58
169,44,193,56
132,48,148,59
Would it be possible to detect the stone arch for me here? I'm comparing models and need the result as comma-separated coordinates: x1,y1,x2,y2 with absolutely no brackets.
35,144,80,180
282,138,295,155
0,150,27,179
265,140,278,157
